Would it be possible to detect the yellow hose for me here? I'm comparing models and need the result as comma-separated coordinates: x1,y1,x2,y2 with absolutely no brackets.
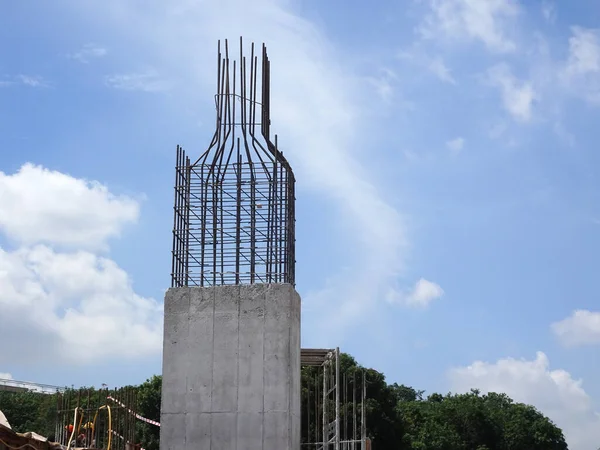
66,406,83,450
92,405,112,450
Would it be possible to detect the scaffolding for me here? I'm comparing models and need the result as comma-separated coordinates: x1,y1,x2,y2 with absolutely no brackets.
171,38,296,288
55,387,139,450
301,349,370,450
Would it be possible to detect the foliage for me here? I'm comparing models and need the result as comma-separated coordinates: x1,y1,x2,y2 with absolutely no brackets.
395,389,568,450
0,390,57,437
135,375,161,450
0,356,568,450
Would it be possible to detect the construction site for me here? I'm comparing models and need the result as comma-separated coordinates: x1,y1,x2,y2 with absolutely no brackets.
0,38,374,450
0,349,372,450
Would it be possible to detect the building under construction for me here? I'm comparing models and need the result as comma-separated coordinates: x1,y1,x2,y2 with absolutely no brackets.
160,37,376,449
2,37,374,450
49,351,370,450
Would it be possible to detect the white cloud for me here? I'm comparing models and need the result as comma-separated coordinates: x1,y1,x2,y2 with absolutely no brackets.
562,27,600,104
0,244,163,364
17,75,48,88
398,50,456,84
0,373,12,380
367,68,398,103
486,63,536,122
0,75,49,88
68,43,108,63
420,0,520,53
105,70,172,92
386,278,444,308
0,165,159,365
446,136,465,154
406,278,444,307
541,1,556,24
0,164,139,250
566,27,600,77
448,352,600,450
552,310,600,347
427,56,456,84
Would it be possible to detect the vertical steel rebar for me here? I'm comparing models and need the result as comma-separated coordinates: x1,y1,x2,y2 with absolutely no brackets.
322,363,327,450
335,348,340,450
353,371,357,450
361,372,366,450
170,38,295,288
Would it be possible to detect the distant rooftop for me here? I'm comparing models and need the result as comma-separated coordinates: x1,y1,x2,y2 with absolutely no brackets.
0,377,65,394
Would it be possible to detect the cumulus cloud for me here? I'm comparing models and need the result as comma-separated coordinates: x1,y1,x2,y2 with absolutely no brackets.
448,352,600,450
552,310,600,347
446,136,465,154
406,278,444,307
0,245,163,364
417,2,600,124
386,278,444,308
420,0,520,53
0,373,12,380
562,27,600,104
565,27,600,77
0,165,162,365
486,64,536,122
0,164,139,250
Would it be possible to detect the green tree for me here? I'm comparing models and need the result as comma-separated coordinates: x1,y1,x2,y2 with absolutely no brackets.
395,389,568,450
0,356,569,450
0,390,57,436
135,375,162,450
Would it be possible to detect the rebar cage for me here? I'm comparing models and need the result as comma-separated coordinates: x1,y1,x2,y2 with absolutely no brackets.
171,38,296,287
55,387,139,450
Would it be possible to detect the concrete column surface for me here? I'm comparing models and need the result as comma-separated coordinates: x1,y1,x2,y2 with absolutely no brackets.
160,283,301,450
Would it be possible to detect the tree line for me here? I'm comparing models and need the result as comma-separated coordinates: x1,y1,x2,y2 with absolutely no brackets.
0,353,568,449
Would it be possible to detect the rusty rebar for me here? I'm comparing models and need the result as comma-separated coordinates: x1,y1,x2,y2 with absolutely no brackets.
171,37,295,287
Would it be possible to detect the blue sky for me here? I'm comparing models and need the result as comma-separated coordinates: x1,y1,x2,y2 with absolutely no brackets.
2,0,600,448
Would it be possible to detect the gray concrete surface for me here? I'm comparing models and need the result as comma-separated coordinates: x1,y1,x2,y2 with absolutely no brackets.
160,284,301,450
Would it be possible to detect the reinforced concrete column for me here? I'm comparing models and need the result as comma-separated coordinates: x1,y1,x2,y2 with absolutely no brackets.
160,283,301,450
